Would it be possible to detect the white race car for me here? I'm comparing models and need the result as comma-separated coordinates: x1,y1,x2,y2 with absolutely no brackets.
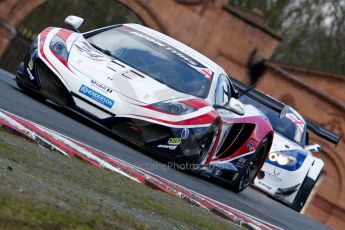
237,89,341,211
15,16,276,192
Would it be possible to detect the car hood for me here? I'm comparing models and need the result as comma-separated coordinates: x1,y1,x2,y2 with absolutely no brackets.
68,37,191,104
270,132,303,152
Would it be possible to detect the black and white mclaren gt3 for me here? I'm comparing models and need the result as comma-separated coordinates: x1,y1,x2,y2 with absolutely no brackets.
232,78,341,205
16,16,275,192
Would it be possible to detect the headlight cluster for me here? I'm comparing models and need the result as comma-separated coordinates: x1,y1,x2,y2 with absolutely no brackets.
50,35,69,61
151,102,197,115
268,152,297,166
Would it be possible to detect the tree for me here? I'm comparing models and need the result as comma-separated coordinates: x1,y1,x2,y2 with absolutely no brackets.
229,0,345,76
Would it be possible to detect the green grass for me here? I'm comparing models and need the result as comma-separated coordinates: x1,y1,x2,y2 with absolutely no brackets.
0,129,240,229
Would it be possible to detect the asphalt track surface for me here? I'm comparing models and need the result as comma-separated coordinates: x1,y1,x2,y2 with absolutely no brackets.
0,69,328,230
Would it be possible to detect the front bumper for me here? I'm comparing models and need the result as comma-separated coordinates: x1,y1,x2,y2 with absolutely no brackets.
195,151,257,186
197,162,240,182
253,164,304,204
110,119,214,162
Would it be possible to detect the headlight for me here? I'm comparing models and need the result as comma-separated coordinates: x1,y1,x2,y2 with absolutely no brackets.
151,102,197,115
49,35,69,61
277,155,289,165
268,152,278,162
268,152,296,166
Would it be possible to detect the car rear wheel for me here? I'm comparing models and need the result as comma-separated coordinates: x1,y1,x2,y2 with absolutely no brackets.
230,137,268,193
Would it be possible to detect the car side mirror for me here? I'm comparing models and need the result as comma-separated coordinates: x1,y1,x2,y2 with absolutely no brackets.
229,98,245,115
305,144,321,153
65,15,84,32
214,98,245,116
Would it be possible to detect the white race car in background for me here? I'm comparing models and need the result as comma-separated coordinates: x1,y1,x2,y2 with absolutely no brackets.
231,78,341,212
241,96,321,211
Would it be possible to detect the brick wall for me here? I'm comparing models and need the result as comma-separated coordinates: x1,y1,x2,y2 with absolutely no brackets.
0,0,344,228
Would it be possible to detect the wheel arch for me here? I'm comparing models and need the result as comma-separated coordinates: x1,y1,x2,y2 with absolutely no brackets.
255,133,273,178
265,131,274,155
34,58,74,106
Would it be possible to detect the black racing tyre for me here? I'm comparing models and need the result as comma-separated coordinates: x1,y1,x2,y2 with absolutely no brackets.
230,137,269,193
16,80,46,102
16,81,27,91
291,171,322,212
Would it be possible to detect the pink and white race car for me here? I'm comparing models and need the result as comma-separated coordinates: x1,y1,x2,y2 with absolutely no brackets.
16,15,274,192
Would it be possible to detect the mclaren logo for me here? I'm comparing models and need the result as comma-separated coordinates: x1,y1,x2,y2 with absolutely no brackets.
181,128,190,139
274,167,282,176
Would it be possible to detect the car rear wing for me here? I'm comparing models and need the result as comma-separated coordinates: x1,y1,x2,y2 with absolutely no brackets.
230,77,342,145
230,77,286,114
306,120,341,145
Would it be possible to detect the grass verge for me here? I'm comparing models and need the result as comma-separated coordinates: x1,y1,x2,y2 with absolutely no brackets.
0,129,240,229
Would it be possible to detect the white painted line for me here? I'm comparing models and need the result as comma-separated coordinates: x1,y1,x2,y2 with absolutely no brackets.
0,110,69,156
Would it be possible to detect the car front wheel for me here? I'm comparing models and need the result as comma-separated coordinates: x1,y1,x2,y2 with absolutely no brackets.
230,137,269,193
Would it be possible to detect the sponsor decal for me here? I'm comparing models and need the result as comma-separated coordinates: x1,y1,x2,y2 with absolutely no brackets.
28,59,34,70
181,128,190,139
26,68,35,80
74,42,108,61
246,141,255,151
285,113,305,130
129,31,198,66
215,169,221,176
122,27,213,80
168,138,181,145
26,59,35,80
189,65,212,80
90,79,113,93
79,85,114,109
205,165,215,173
157,144,177,150
258,181,272,190
235,158,247,169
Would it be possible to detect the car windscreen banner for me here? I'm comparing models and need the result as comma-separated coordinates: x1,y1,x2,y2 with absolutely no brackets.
118,26,213,80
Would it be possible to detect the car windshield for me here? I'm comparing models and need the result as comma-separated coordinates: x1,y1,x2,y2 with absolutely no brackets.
85,25,213,98
240,96,306,145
